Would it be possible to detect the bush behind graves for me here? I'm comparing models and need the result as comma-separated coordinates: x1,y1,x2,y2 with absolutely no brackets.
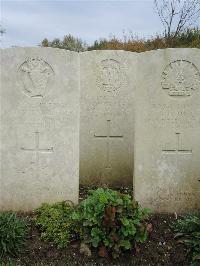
42,28,200,52
0,212,28,258
172,214,200,264
35,201,75,248
72,188,150,258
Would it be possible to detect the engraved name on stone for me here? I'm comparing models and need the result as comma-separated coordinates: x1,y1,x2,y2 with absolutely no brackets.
145,104,200,129
148,186,198,202
39,102,74,123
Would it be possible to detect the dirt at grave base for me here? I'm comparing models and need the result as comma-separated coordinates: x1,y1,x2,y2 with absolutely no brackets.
1,187,191,266
1,214,189,266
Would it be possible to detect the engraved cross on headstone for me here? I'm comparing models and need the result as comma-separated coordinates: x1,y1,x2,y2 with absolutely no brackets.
162,133,192,155
94,120,123,169
162,133,192,167
21,131,53,175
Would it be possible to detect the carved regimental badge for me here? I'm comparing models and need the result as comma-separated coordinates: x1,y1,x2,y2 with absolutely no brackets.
19,58,54,97
162,60,200,97
96,59,123,92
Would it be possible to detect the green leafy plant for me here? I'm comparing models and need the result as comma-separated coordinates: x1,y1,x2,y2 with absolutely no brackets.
172,214,200,264
0,212,28,258
35,201,75,248
72,188,150,258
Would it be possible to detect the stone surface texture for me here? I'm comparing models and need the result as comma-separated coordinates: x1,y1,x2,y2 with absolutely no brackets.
0,47,80,211
80,51,136,185
1,47,200,213
134,48,200,213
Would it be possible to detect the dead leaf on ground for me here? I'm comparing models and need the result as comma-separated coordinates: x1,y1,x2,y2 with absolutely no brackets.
147,223,153,233
98,246,108,257
80,243,92,257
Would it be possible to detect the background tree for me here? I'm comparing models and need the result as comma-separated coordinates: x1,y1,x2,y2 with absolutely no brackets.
41,38,49,47
154,0,200,39
41,34,87,52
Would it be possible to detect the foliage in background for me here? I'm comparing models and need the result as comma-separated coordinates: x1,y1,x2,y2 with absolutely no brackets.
88,28,200,51
72,188,150,258
172,214,200,265
0,212,27,258
154,0,200,39
41,28,200,52
35,201,75,248
41,34,87,52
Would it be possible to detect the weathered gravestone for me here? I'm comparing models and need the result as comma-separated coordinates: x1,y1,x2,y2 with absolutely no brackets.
134,48,200,213
80,51,136,185
1,47,199,213
0,47,80,211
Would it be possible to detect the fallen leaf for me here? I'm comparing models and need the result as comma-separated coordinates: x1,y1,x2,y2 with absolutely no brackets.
147,223,153,232
80,243,92,257
98,246,108,257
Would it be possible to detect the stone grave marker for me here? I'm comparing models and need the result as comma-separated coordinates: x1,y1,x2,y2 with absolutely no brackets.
0,47,80,211
80,51,136,185
134,48,200,213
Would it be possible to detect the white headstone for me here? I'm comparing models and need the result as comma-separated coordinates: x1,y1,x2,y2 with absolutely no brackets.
1,47,199,213
80,51,136,185
0,47,80,211
134,48,200,213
